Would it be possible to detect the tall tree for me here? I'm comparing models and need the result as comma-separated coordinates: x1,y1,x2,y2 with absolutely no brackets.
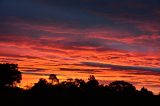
0,63,22,87
87,75,99,89
49,74,59,84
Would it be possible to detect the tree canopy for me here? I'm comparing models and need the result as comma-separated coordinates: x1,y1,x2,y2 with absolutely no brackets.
0,63,22,87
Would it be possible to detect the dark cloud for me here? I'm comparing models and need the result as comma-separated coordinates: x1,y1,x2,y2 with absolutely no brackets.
1,0,160,31
0,57,23,62
55,37,121,51
22,72,62,76
60,68,101,74
0,33,130,52
127,71,160,76
31,47,66,54
0,0,107,29
97,75,117,78
119,75,135,78
60,68,102,74
20,67,47,72
0,52,41,59
81,61,160,73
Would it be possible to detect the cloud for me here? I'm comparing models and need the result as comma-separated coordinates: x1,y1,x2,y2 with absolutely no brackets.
59,67,101,74
119,75,135,78
1,0,160,54
0,52,41,59
21,72,61,76
81,61,160,72
20,67,47,72
96,75,117,78
0,57,23,62
1,0,159,31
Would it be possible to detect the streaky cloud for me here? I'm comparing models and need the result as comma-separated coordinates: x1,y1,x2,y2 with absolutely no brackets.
21,71,61,76
81,61,160,72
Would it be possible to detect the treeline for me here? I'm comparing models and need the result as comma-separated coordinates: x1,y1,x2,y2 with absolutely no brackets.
0,63,160,106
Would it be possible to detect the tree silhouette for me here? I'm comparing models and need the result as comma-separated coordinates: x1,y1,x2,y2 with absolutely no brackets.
75,78,86,89
31,78,51,95
109,81,136,96
140,87,153,96
63,78,77,89
0,63,22,87
87,75,99,89
33,78,48,88
88,75,96,81
67,78,74,83
49,74,59,84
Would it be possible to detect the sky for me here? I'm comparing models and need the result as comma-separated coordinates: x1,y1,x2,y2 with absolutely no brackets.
0,0,160,94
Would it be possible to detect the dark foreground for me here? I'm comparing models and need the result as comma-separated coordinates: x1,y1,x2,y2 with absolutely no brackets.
0,95,160,106
0,64,160,106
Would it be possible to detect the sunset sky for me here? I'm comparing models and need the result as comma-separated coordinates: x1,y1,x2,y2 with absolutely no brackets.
0,0,160,94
